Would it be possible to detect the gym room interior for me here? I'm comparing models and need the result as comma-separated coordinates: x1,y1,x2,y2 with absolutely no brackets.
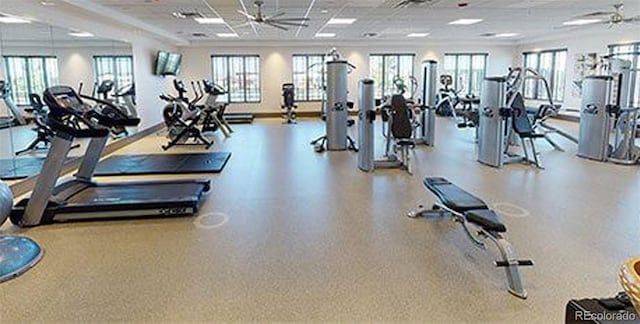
0,0,638,322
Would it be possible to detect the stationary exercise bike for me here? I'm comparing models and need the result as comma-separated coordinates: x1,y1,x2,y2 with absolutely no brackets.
281,83,297,124
160,79,212,150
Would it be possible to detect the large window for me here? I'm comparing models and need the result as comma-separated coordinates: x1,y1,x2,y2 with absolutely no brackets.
93,55,134,92
3,56,59,105
369,54,415,99
292,54,326,102
523,49,567,102
211,55,261,103
443,53,487,97
609,42,640,107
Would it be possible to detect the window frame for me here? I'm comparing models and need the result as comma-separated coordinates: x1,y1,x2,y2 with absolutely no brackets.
92,55,135,93
369,53,416,99
3,55,59,106
608,42,640,107
522,48,568,102
211,54,261,104
292,54,326,102
443,53,488,97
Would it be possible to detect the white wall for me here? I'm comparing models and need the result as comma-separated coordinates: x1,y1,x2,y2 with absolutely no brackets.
180,42,517,114
516,29,639,110
130,37,178,128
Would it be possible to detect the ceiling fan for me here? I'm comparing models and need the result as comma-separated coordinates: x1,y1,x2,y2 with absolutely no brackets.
237,0,309,31
574,2,640,27
392,0,440,9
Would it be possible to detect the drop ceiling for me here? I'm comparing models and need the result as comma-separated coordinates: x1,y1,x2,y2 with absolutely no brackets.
9,0,640,44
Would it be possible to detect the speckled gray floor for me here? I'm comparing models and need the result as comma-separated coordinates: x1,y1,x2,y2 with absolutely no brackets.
1,117,639,322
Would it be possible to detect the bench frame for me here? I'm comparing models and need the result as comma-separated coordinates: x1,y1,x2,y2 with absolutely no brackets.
408,185,533,299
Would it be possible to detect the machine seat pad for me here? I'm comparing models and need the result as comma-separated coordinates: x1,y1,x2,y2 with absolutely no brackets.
396,140,415,146
464,209,507,233
423,177,488,212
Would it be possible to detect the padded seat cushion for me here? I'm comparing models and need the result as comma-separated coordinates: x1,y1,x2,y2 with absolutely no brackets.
423,178,487,212
464,209,507,233
396,140,415,146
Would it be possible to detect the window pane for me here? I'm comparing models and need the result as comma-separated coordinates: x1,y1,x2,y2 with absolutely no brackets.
212,57,229,102
308,55,324,101
537,52,553,100
444,55,456,77
470,55,486,96
369,55,384,99
383,55,398,97
456,55,471,94
524,53,538,98
398,55,414,98
292,56,307,101
211,55,260,103
552,51,567,102
27,58,46,96
245,56,260,102
45,58,59,86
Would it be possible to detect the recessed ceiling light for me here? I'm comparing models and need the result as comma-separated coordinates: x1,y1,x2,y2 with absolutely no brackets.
217,33,238,38
495,33,519,38
327,18,356,25
315,33,336,38
407,33,430,38
562,19,601,26
0,15,31,24
69,31,94,37
320,9,329,14
448,18,483,25
194,17,224,24
40,1,56,6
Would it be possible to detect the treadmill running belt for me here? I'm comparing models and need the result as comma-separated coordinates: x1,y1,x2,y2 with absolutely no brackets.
0,158,46,180
94,152,232,176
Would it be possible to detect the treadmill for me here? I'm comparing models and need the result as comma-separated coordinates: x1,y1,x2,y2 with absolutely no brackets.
10,85,211,227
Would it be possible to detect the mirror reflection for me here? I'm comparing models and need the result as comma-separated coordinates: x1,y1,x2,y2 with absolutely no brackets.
0,21,134,182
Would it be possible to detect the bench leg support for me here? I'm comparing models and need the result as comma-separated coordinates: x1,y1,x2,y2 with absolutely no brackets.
490,235,530,299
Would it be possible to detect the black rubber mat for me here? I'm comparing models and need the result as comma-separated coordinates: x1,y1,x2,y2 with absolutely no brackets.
94,152,232,176
0,158,46,180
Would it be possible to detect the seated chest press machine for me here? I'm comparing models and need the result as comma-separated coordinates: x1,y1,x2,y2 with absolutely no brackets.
408,178,533,299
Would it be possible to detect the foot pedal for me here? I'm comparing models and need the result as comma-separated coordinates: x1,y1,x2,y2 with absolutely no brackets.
495,260,534,267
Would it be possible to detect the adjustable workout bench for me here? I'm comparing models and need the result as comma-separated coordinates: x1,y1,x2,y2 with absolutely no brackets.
407,177,534,299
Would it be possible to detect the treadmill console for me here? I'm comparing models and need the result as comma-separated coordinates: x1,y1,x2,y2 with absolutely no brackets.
43,85,110,138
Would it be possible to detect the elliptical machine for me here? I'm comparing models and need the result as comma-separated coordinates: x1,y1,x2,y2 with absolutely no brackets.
113,83,137,118
85,80,134,138
281,83,297,124
160,79,212,150
201,80,233,138
15,94,79,155
435,75,463,118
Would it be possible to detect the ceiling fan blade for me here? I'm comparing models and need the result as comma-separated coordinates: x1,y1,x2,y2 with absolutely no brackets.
268,12,286,19
237,10,255,19
269,20,308,27
264,22,288,30
576,11,616,18
270,17,310,21
233,21,253,29
393,0,410,9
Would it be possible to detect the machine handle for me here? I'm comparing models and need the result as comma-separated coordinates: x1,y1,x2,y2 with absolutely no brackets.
495,260,534,267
